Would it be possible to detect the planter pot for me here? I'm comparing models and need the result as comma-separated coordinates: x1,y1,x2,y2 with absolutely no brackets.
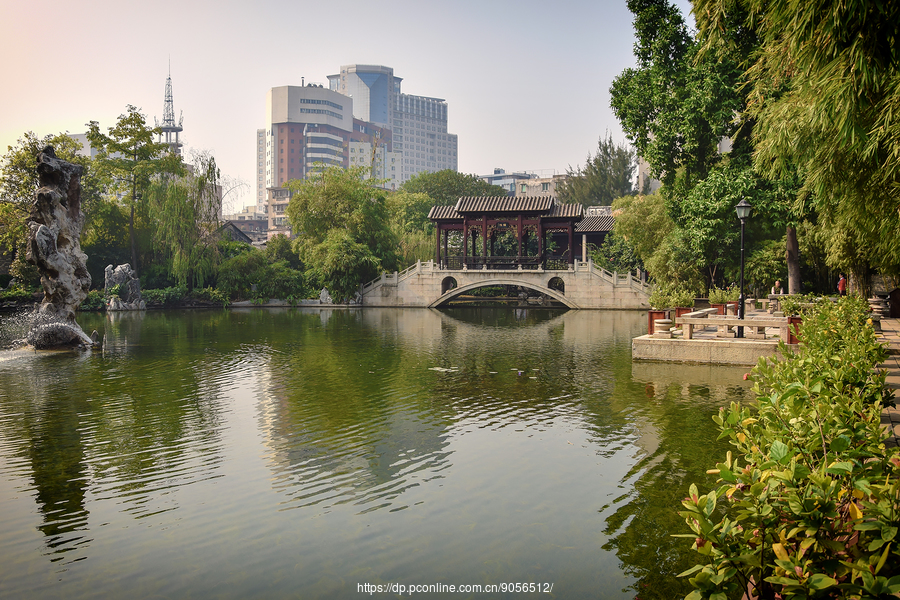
647,309,670,334
674,306,693,328
710,303,726,315
788,315,802,344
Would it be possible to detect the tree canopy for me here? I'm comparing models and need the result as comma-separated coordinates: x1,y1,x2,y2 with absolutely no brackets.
399,169,506,206
557,133,636,206
286,166,399,301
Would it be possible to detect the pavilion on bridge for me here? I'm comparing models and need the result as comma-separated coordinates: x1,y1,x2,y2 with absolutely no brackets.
427,197,613,270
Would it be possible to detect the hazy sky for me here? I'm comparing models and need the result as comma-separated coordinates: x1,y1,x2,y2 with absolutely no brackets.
0,0,693,211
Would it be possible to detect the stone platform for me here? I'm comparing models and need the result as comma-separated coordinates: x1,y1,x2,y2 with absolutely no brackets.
632,310,797,366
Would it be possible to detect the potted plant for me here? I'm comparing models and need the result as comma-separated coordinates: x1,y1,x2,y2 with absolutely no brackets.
670,288,697,321
708,286,739,315
647,287,671,334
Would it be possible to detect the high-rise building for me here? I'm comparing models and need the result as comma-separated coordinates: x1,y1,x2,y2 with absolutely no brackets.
328,64,458,184
257,65,457,228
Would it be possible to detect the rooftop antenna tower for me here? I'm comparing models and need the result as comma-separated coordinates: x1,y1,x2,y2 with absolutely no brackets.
155,59,183,155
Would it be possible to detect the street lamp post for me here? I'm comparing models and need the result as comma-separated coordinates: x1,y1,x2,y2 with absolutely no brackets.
735,198,752,338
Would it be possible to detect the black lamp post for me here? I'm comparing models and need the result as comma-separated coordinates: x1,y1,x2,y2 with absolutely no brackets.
735,198,752,338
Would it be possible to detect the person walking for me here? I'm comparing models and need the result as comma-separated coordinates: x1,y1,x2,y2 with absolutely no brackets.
838,274,847,296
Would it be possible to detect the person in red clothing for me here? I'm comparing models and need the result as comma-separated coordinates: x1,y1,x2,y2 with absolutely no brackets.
838,274,847,296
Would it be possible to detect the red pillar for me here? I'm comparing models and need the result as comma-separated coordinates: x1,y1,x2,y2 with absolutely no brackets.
482,214,487,261
568,224,574,265
435,224,441,266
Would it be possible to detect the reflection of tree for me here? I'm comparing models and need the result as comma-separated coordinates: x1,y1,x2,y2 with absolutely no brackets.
600,364,755,600
258,309,453,511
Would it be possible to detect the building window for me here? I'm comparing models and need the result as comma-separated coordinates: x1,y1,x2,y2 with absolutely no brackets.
542,183,550,192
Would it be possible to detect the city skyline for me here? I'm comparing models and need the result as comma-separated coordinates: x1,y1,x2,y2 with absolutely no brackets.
0,0,694,211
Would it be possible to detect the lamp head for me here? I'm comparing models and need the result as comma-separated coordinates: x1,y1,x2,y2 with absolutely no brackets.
735,198,752,221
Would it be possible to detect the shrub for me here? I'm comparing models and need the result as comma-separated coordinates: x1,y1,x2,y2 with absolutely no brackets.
678,296,897,599
708,286,739,304
191,286,229,307
79,290,106,311
651,282,697,309
142,286,188,307
0,285,33,303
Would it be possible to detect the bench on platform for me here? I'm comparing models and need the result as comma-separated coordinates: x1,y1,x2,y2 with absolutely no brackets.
675,313,790,340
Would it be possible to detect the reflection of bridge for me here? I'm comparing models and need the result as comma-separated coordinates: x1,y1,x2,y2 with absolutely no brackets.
360,259,652,309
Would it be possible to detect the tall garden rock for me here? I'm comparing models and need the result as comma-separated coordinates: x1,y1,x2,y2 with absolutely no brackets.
25,146,93,349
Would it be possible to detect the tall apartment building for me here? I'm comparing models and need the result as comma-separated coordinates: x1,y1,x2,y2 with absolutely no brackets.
328,64,458,184
256,65,457,228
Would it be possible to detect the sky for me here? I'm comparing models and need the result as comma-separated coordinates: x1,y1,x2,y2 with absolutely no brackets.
0,0,693,212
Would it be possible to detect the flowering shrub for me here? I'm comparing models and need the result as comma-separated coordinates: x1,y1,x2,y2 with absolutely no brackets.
678,296,898,599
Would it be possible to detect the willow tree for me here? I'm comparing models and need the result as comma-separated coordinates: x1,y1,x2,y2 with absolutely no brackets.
147,151,221,290
695,0,900,292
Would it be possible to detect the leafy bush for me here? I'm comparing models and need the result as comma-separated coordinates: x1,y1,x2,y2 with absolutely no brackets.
650,282,697,309
0,284,35,303
105,283,122,299
678,296,897,599
708,286,739,304
79,290,106,311
191,286,229,307
142,286,188,307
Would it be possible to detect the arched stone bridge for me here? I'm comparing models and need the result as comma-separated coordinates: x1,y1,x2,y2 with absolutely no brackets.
360,260,652,309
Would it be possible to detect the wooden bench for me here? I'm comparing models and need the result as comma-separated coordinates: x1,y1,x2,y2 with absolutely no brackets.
675,314,790,340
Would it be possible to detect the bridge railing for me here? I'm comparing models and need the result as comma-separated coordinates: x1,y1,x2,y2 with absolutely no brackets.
360,260,435,293
582,260,652,294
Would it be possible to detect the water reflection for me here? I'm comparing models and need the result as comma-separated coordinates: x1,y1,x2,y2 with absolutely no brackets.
0,307,753,599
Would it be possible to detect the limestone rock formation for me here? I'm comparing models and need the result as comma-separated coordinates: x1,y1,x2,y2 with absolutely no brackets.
319,288,333,304
25,146,93,349
105,264,145,311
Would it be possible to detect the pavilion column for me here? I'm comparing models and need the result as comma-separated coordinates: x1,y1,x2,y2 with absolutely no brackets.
517,215,523,259
482,215,487,260
582,234,587,263
463,217,468,264
435,225,441,266
444,230,449,269
568,224,574,266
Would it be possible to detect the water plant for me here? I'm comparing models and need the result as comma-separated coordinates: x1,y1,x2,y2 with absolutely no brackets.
678,296,897,599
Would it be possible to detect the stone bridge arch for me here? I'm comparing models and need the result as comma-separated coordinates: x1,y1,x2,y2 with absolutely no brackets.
427,278,579,309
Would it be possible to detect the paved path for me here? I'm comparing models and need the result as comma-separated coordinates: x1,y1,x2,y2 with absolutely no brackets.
877,318,900,448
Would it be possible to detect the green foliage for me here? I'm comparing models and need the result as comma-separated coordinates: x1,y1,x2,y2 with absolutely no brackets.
216,248,308,301
0,284,34,303
399,169,506,205
0,132,98,285
649,281,697,309
265,233,302,269
778,294,827,318
387,190,436,235
147,151,221,290
745,239,788,299
141,286,188,307
287,166,398,300
679,297,896,599
304,229,379,303
591,232,643,273
557,133,635,206
105,284,122,299
78,290,106,311
191,287,229,307
87,105,179,273
708,286,739,304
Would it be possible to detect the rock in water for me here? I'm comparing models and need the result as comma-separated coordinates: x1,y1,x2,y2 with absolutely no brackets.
104,263,144,310
25,146,93,349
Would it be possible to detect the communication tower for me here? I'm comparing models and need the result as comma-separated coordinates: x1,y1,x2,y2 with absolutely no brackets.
156,63,183,155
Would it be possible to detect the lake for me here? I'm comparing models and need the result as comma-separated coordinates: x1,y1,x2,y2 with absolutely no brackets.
0,307,752,599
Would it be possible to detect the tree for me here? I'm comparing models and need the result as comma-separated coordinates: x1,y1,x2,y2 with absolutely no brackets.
147,150,221,290
286,166,398,301
0,132,97,285
399,169,506,206
87,105,177,275
557,133,636,205
695,0,900,288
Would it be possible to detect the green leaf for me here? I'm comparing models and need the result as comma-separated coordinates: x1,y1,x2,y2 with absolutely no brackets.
770,440,791,464
807,573,837,590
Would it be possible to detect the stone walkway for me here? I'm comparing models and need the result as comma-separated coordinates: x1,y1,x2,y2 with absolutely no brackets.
877,318,900,448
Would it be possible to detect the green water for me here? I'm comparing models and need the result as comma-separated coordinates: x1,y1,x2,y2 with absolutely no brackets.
0,308,753,599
